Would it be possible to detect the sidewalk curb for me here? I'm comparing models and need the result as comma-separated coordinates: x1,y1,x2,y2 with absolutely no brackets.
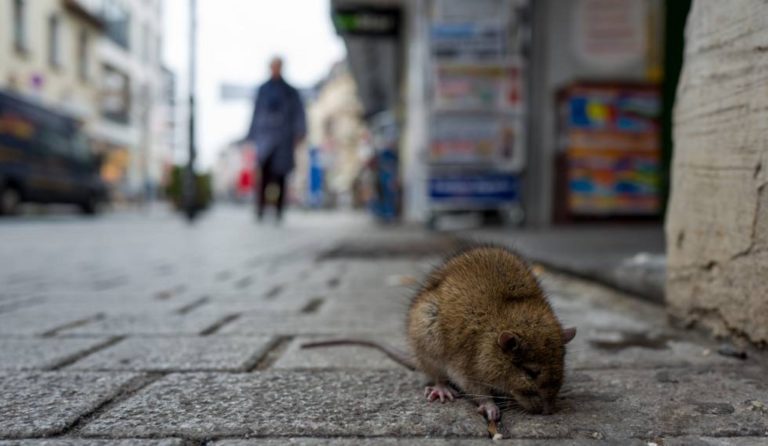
457,232,666,304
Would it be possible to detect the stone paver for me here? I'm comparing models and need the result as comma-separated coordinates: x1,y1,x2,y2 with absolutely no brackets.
66,336,275,372
212,440,649,445
0,308,101,336
20,297,208,316
0,337,111,371
0,372,138,438
0,440,184,446
499,367,768,439
58,312,234,336
273,335,409,369
210,440,768,446
664,439,768,446
218,312,404,336
318,292,413,315
81,370,485,439
261,286,412,313
566,332,744,370
191,296,316,314
0,296,45,314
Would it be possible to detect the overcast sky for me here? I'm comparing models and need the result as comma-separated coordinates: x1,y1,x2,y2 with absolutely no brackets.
163,0,346,168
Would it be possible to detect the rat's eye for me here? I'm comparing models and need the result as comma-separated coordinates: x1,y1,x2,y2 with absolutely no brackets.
520,365,540,380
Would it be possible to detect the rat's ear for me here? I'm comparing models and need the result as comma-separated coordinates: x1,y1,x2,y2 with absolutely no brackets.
498,331,521,352
562,327,577,344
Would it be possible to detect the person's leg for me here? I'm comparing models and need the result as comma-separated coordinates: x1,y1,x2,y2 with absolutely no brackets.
257,162,270,220
274,173,286,221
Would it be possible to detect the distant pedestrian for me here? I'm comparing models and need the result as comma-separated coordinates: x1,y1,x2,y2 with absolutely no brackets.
246,56,306,222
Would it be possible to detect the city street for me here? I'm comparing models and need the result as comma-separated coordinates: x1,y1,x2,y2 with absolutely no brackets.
1,207,767,445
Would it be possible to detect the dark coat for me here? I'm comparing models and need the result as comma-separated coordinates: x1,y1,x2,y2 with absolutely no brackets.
246,77,306,175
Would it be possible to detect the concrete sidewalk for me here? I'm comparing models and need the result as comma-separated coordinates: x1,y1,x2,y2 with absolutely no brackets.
1,209,766,445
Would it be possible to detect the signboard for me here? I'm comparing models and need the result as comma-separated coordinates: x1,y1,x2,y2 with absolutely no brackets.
332,8,400,37
220,83,256,101
561,84,660,216
427,0,528,214
429,114,522,169
430,22,509,60
573,0,647,70
433,63,522,111
432,0,512,22
429,173,520,206
568,148,658,215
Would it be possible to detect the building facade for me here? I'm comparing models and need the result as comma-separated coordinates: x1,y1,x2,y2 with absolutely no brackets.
90,0,168,200
0,0,104,130
299,61,368,208
0,0,172,201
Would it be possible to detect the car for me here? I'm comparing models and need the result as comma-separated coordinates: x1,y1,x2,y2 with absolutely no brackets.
0,90,107,215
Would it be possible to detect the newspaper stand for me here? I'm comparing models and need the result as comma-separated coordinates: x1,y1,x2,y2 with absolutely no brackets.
425,0,529,226
554,82,661,221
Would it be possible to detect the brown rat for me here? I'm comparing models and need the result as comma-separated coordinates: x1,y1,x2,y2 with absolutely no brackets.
302,245,576,422
408,245,576,420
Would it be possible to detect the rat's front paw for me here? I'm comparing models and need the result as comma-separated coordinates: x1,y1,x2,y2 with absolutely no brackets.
477,400,500,421
424,383,458,403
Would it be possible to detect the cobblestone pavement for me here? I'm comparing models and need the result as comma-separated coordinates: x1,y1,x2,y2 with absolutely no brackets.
1,207,767,445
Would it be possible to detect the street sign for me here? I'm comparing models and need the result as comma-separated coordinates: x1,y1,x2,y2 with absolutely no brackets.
332,7,400,37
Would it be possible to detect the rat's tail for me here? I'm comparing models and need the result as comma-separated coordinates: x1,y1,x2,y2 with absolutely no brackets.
300,339,417,371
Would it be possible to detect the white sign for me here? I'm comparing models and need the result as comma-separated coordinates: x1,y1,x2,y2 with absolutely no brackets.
573,0,647,70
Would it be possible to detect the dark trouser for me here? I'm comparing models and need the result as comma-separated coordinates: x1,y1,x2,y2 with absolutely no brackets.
256,151,286,220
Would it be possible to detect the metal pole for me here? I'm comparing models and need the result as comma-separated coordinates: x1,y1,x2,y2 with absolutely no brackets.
184,0,198,221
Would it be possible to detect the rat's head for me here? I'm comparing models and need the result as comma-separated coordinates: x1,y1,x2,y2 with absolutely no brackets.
478,320,576,415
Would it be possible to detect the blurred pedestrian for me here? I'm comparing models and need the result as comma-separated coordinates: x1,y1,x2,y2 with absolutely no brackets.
246,56,306,222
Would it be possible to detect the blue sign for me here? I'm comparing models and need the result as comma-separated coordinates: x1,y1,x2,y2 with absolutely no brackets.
429,174,520,205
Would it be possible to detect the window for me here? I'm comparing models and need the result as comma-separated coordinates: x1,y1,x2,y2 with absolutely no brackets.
13,0,27,53
155,34,162,66
39,125,69,156
103,0,130,49
101,64,131,124
78,30,89,81
71,131,93,163
48,15,62,68
142,23,151,63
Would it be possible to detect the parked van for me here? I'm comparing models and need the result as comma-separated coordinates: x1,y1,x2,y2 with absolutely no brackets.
0,90,107,215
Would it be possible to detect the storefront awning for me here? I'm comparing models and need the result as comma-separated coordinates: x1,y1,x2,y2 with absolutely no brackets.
331,0,403,119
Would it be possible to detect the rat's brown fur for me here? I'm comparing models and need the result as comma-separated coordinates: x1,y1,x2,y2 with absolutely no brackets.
408,245,573,416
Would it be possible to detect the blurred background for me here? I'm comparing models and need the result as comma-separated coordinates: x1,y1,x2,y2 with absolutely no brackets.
0,0,686,227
